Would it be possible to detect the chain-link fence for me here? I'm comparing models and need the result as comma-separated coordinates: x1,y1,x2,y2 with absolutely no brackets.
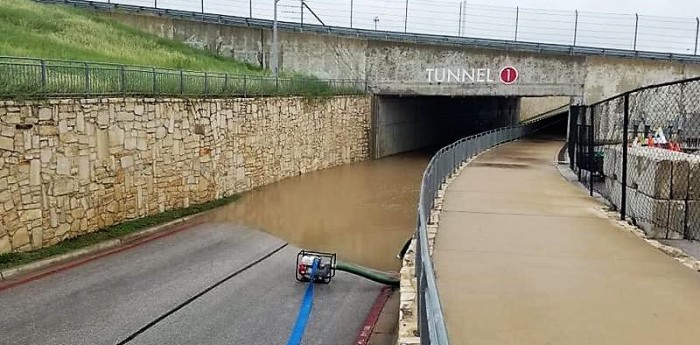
56,0,700,55
37,0,700,62
571,77,700,241
0,56,366,99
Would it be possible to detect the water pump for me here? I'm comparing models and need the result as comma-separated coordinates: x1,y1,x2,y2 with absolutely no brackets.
295,250,336,284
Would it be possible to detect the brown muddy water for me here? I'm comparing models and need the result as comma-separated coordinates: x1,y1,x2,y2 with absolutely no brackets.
205,152,430,271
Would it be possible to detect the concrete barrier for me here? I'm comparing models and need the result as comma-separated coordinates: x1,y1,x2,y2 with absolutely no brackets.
687,201,700,240
629,190,671,239
688,157,700,200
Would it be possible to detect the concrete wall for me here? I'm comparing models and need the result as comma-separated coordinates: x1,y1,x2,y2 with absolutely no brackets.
373,97,439,158
373,96,518,157
0,96,371,254
584,57,700,104
109,11,700,106
520,96,571,121
110,13,367,80
365,41,586,97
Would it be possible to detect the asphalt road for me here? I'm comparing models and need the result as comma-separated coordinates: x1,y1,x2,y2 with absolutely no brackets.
0,223,382,345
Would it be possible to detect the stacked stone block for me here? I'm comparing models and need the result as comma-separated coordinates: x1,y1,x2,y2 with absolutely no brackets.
602,145,700,240
0,96,371,254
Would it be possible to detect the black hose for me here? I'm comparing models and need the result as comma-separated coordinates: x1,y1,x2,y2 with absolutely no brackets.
397,237,412,260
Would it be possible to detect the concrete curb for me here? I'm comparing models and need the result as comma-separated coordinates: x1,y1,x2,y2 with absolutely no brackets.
0,211,212,282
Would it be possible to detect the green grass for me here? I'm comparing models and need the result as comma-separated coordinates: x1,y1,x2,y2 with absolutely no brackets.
0,0,262,74
0,195,240,271
0,0,365,98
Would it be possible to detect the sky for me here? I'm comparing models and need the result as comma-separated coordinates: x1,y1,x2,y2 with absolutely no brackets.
104,0,700,54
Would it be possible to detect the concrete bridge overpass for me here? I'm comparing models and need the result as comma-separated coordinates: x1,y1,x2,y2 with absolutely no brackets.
40,0,697,158
48,0,700,104
40,0,700,157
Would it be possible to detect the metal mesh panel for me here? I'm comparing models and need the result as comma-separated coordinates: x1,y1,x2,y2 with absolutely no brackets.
591,96,626,203
625,81,700,240
574,77,700,241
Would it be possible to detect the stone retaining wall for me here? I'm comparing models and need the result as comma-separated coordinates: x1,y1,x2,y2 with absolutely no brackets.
602,146,700,239
0,96,371,254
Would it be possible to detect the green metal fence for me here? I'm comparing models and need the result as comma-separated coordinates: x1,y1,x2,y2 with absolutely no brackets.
0,56,367,98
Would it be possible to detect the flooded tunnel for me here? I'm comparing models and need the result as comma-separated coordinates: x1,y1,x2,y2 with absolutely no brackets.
205,94,566,272
371,95,520,158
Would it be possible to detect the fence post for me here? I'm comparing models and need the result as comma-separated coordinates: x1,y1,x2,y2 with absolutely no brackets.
243,75,247,97
180,70,184,95
589,106,595,196
695,17,699,55
350,0,354,28
577,114,583,182
573,10,579,46
514,6,519,41
621,94,630,220
568,106,579,171
84,63,91,97
40,59,47,96
152,67,156,95
633,13,639,50
404,0,409,33
223,72,229,94
462,2,467,36
204,72,209,96
120,65,126,96
458,1,463,36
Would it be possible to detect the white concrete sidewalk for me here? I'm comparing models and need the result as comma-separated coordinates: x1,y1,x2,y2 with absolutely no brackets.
433,139,700,345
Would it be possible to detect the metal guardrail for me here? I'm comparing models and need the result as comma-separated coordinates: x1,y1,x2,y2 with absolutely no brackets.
35,0,700,64
415,118,554,344
0,56,366,99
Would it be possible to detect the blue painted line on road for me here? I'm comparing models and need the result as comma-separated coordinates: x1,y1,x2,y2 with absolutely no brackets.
286,260,319,345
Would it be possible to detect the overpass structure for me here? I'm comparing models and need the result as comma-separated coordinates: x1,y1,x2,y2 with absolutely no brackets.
40,0,700,103
40,0,700,158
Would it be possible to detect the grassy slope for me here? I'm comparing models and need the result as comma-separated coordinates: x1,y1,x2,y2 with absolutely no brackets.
0,0,265,74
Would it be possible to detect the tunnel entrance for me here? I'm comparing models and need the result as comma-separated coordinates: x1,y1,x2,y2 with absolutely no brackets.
371,95,520,158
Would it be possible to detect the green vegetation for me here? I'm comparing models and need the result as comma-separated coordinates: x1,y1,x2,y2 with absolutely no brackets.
0,0,364,98
0,0,261,74
0,195,239,271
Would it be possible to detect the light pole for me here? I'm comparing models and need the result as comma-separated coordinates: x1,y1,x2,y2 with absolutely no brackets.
374,16,379,30
272,0,280,77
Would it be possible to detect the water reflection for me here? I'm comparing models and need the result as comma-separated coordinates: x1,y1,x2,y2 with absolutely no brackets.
205,151,430,271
